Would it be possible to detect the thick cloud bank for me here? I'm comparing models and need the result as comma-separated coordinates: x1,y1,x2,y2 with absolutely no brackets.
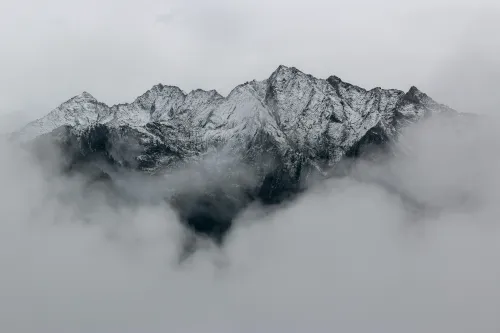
1,114,500,333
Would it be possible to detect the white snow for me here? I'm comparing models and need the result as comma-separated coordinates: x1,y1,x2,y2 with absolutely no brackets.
14,65,455,168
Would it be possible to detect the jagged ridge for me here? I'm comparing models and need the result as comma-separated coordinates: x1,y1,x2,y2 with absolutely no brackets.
14,65,457,246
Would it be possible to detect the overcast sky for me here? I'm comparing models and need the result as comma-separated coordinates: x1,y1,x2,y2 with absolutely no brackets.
1,0,499,122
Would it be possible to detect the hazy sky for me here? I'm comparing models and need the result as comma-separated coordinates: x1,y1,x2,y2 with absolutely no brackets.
1,0,499,121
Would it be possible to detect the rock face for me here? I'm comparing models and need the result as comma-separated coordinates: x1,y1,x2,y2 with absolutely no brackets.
14,65,456,243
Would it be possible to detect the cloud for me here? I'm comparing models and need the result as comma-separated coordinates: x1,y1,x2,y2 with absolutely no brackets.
1,0,500,331
1,112,500,332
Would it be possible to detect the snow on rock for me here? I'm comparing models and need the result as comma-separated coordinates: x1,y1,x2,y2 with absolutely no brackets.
15,92,110,141
10,65,461,242
14,65,456,171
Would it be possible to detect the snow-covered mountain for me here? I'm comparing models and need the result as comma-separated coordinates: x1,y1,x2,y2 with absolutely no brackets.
17,65,454,169
13,65,457,243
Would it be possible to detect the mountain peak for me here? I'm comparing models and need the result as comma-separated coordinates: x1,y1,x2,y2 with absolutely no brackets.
275,64,290,72
269,65,310,86
327,75,343,85
13,66,459,241
78,91,96,100
404,86,427,103
271,64,302,77
146,84,185,96
62,91,98,106
15,66,457,146
407,86,422,94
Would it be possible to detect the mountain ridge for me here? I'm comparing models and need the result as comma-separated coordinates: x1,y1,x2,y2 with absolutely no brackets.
12,65,458,246
16,65,452,142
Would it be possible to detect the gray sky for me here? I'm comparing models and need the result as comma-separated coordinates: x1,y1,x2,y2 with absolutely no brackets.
1,0,499,121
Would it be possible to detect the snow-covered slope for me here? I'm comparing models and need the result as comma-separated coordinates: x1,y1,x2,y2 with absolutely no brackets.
12,65,457,241
15,65,455,171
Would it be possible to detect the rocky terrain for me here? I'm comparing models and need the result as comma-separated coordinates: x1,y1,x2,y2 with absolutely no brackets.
13,65,457,246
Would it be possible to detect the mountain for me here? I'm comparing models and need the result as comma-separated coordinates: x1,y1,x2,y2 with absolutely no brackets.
13,65,457,245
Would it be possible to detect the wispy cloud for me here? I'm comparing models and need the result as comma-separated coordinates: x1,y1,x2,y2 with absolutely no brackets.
1,112,500,332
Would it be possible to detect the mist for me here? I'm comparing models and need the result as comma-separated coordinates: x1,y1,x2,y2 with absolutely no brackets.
0,112,499,332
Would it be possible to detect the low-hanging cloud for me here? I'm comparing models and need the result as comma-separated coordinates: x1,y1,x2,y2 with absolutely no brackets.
1,113,500,333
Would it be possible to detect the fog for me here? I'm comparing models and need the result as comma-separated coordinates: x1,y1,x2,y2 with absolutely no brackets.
0,112,499,332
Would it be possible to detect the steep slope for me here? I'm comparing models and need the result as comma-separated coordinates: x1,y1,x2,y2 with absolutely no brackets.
13,65,457,244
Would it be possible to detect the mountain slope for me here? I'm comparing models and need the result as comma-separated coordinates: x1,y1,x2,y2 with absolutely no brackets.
13,65,457,244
